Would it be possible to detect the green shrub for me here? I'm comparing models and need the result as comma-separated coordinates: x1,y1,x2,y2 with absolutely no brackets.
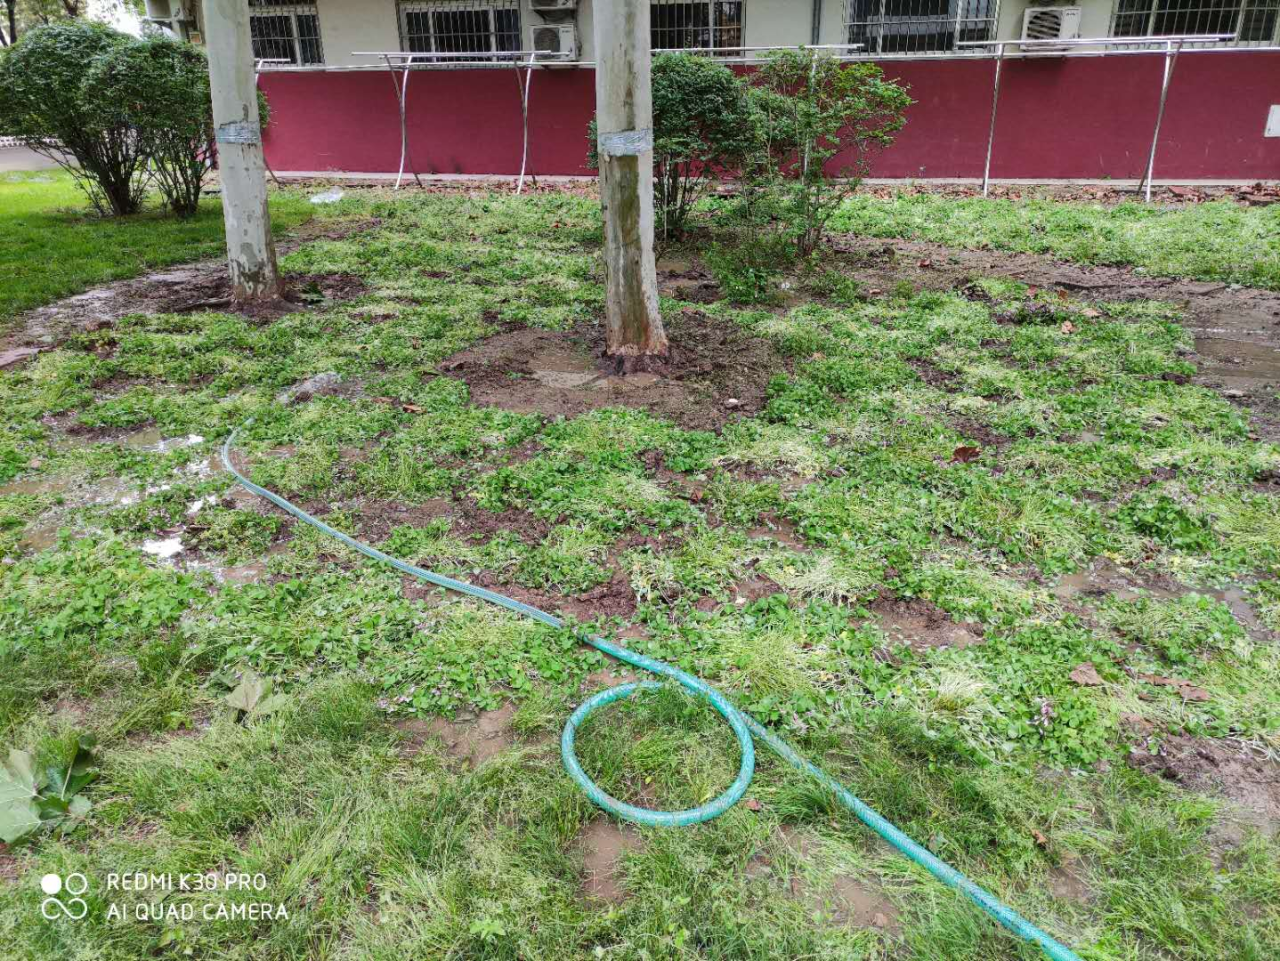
0,21,146,215
83,37,219,217
589,52,758,240
748,51,911,256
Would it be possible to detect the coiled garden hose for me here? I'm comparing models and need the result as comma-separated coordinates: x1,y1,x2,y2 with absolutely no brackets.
221,424,1082,961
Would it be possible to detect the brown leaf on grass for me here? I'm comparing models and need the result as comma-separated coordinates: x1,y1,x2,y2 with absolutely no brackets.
1081,308,1103,319
401,404,425,414
1061,321,1076,334
745,798,763,812
1138,674,1211,702
951,445,982,464
1069,662,1104,686
1032,829,1050,847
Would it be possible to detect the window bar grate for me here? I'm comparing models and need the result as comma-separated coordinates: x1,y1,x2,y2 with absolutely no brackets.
396,0,522,61
650,0,745,51
844,0,1000,54
1111,0,1279,46
248,1,324,65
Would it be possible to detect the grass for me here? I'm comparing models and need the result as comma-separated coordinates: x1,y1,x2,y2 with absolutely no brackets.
1,180,1279,959
830,192,1280,289
0,170,338,328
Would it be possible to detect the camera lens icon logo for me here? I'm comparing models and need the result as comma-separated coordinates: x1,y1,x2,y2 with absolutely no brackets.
40,873,89,920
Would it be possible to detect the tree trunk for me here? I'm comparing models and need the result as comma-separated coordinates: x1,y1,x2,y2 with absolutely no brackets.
593,0,668,360
203,0,283,304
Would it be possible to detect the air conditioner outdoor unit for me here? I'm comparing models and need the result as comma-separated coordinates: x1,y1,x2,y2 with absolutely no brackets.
529,0,578,12
531,23,577,60
1022,6,1082,46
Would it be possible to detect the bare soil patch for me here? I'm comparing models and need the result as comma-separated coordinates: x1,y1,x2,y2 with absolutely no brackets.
473,567,638,623
396,702,516,767
577,818,642,903
868,590,984,652
438,310,790,432
1127,736,1280,836
0,848,20,885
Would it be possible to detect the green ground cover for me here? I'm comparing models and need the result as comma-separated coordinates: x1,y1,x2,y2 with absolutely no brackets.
0,171,342,328
0,182,1277,960
831,193,1280,290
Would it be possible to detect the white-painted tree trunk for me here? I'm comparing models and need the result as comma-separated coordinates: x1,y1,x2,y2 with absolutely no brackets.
204,0,282,303
593,0,669,359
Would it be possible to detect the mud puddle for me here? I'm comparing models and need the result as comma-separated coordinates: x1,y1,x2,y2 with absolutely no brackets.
1128,735,1280,837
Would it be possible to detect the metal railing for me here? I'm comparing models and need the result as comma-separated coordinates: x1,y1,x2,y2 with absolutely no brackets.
960,35,1237,200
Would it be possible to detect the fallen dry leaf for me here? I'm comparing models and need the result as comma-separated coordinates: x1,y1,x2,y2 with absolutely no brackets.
1032,829,1049,848
401,404,425,414
745,798,763,812
951,445,982,464
1081,307,1103,319
1061,321,1076,334
1069,662,1104,686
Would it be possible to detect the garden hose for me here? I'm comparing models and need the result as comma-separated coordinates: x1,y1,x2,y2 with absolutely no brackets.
221,423,1082,961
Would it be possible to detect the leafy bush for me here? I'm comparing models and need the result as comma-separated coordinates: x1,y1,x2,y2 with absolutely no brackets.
0,21,147,215
748,51,911,256
589,52,757,240
83,37,219,217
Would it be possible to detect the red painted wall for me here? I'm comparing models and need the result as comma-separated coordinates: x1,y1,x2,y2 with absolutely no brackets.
259,51,1280,181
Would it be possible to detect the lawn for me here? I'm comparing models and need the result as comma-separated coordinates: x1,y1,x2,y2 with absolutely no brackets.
0,170,341,329
1,179,1279,961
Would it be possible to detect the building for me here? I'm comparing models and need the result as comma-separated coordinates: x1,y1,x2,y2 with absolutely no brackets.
147,0,1280,182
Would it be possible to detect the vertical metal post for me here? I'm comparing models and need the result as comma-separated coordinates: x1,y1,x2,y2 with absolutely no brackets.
515,53,535,194
981,41,1006,198
810,0,823,45
385,54,423,190
1140,38,1182,203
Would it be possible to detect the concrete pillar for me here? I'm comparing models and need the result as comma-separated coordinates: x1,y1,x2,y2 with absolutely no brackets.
203,0,282,303
594,0,669,359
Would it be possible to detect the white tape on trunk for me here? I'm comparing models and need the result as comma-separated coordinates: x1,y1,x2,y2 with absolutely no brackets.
598,128,653,158
216,121,261,146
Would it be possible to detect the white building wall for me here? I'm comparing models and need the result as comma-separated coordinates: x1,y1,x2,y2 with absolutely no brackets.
227,0,1129,70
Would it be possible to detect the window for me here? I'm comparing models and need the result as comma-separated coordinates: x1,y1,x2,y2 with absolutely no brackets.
248,1,324,65
651,1,744,51
397,1,521,59
1110,0,1279,44
844,0,999,54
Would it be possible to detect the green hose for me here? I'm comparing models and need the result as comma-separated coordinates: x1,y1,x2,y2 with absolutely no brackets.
222,424,1082,961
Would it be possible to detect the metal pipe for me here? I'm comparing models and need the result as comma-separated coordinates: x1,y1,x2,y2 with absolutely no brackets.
1139,38,1184,202
383,54,422,190
981,42,1006,197
811,0,824,46
516,54,534,195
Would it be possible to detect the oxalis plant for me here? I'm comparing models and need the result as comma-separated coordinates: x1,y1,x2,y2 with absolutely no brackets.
0,735,98,845
748,50,912,256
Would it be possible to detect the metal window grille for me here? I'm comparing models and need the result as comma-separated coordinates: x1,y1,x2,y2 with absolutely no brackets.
1110,0,1280,44
844,0,999,54
651,1,745,50
397,1,522,59
248,1,324,65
